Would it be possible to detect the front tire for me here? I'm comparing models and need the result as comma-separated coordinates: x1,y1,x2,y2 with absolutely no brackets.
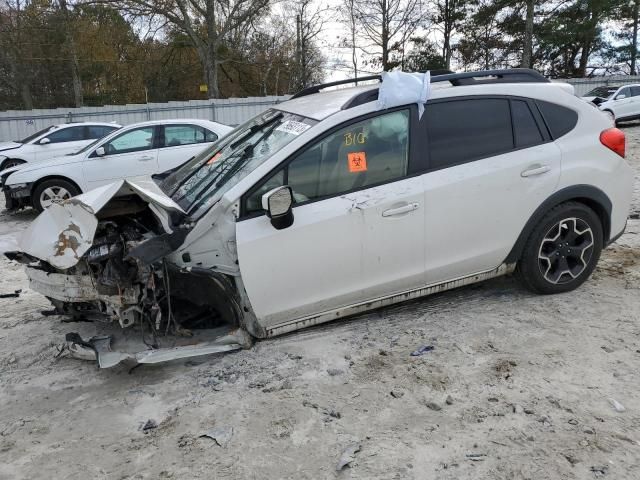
32,179,81,212
519,202,603,294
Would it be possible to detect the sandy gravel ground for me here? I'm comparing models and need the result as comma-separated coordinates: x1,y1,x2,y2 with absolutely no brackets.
0,123,639,480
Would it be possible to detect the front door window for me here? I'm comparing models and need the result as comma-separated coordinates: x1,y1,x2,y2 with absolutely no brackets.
102,127,155,155
244,109,410,214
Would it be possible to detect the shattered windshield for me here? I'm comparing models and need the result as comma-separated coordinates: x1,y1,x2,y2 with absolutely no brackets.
161,109,316,216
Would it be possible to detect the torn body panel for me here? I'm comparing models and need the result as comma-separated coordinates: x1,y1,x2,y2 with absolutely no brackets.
9,179,252,368
66,328,252,369
18,179,185,270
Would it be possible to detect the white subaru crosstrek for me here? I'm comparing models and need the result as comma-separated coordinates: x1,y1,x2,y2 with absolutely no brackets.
8,69,633,367
1,118,232,211
0,122,120,170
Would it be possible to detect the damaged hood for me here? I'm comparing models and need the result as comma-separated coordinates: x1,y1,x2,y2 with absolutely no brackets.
18,179,185,269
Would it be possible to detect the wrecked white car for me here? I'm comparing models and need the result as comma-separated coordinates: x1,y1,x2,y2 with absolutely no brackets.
6,70,633,368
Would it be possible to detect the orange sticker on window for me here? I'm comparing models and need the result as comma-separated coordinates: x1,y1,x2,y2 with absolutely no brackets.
348,152,367,172
207,152,222,165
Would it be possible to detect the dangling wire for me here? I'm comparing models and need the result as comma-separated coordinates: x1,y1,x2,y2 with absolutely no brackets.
163,260,175,335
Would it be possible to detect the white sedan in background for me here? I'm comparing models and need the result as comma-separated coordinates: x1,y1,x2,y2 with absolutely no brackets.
0,122,121,170
1,119,232,211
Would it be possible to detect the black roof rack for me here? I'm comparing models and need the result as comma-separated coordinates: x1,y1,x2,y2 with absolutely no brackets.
290,75,382,100
341,68,549,110
290,69,455,100
431,68,549,86
291,68,549,105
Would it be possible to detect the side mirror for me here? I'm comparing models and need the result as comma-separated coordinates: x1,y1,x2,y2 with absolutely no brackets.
95,146,106,157
262,186,294,230
39,137,51,145
616,94,627,100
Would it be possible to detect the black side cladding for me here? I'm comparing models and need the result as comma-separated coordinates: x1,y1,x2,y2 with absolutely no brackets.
126,227,190,266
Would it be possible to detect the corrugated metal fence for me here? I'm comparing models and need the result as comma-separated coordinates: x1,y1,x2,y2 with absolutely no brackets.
564,75,640,96
1,75,640,141
0,96,290,142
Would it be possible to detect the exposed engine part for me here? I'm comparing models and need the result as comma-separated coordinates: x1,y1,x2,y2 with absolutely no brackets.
24,208,244,365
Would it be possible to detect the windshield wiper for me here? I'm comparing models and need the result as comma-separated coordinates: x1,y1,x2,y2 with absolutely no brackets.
229,112,283,150
166,112,284,198
184,145,255,214
186,112,286,216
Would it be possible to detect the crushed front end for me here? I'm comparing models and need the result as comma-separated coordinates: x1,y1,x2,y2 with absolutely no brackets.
7,180,252,368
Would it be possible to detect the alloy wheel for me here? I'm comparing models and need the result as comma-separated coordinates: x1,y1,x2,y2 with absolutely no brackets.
538,217,594,285
39,186,72,209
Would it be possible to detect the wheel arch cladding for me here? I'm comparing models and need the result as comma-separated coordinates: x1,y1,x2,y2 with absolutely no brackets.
1,158,26,169
505,185,612,264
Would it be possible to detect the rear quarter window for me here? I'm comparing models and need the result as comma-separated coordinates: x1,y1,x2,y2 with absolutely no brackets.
535,100,578,139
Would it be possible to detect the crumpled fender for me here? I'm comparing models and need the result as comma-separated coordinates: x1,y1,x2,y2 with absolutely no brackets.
17,178,184,269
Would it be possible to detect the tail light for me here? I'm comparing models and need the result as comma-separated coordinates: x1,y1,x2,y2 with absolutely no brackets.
600,128,625,158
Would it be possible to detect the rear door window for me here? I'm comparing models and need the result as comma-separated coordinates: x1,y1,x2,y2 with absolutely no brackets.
45,126,85,143
424,98,513,169
163,125,206,147
511,100,544,148
86,125,118,139
630,86,640,97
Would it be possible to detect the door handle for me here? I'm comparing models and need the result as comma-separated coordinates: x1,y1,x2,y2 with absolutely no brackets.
137,155,155,162
382,202,420,217
521,165,551,177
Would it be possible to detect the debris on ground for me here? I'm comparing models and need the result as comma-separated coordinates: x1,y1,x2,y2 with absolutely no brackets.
424,400,442,411
336,443,361,471
140,419,158,433
563,454,579,465
609,398,626,413
200,426,234,448
590,465,609,477
465,453,487,462
0,289,21,298
410,345,434,356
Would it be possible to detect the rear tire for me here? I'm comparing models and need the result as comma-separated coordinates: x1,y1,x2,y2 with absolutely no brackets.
518,202,603,294
32,179,81,212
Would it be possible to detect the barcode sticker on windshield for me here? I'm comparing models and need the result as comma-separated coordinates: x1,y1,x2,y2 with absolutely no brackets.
275,120,311,135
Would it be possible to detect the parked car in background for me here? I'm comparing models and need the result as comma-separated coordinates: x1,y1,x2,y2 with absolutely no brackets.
582,86,620,104
0,122,121,170
6,69,633,368
591,84,640,125
1,119,232,211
